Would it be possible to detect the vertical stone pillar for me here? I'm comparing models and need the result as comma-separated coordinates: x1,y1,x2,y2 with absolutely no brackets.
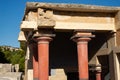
36,36,52,80
72,32,94,80
96,65,101,80
32,43,38,80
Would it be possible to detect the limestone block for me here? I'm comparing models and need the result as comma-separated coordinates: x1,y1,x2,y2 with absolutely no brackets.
49,75,67,80
37,19,55,28
54,21,115,31
37,8,55,28
26,2,120,13
0,64,12,72
20,21,37,31
49,69,67,80
27,69,33,80
0,72,22,80
28,11,37,21
50,69,66,76
44,10,53,19
55,69,66,75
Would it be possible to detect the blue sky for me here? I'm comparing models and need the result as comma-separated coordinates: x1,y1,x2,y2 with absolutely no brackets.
0,0,120,47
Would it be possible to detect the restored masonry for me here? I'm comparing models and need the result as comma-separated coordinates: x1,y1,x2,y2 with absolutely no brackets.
18,2,120,80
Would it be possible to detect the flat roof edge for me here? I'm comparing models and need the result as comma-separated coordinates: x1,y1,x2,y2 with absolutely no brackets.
26,2,120,12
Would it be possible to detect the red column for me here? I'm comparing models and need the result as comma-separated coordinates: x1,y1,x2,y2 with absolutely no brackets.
37,36,52,80
32,43,38,80
96,66,101,80
72,32,93,80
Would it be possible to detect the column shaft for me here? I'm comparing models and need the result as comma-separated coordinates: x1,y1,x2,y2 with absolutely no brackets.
96,65,101,80
96,71,101,80
33,43,38,80
77,39,89,80
37,37,52,80
72,32,93,80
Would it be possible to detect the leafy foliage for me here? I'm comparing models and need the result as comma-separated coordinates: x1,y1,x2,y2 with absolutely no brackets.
0,46,25,72
0,51,9,63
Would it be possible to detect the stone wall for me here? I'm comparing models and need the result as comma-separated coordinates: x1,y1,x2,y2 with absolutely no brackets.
0,64,22,80
0,72,22,80
0,64,12,72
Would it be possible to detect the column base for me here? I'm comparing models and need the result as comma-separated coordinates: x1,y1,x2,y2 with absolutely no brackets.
33,78,38,80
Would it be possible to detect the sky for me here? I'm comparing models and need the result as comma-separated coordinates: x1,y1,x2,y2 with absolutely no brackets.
0,0,120,48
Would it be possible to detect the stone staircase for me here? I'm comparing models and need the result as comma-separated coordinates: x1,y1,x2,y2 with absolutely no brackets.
49,69,67,80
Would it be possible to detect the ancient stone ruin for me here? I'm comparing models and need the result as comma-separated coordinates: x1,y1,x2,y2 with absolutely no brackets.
18,2,120,80
0,64,22,80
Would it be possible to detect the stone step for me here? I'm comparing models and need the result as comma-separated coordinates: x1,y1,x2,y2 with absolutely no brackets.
49,75,67,80
49,69,67,80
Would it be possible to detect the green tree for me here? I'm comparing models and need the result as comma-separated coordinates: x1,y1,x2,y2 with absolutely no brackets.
0,46,25,72
4,50,12,62
0,51,9,63
10,50,25,72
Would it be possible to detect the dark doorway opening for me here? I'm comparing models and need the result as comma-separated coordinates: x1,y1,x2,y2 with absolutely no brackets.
49,31,78,80
67,72,79,80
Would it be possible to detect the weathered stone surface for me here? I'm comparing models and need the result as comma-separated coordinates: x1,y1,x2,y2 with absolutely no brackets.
49,69,67,80
0,77,11,80
20,21,37,31
28,11,37,21
0,64,12,72
0,72,22,80
37,8,55,28
26,2,120,13
22,2,119,31
19,2,120,80
54,22,115,31
49,75,67,80
37,18,55,28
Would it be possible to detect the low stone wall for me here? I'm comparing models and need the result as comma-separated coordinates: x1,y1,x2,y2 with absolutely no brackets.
0,72,22,80
0,64,12,72
0,64,23,80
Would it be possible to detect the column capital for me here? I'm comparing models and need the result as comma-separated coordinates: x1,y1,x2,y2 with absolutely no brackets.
36,37,53,44
96,64,102,73
36,33,52,80
95,64,102,80
71,32,95,42
33,32,55,44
